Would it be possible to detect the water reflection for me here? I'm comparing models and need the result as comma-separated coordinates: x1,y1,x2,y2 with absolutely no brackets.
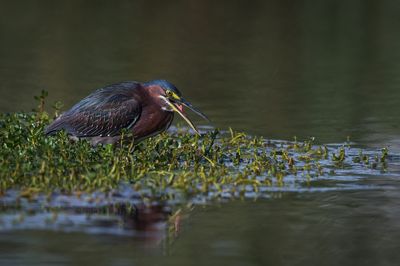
0,202,176,241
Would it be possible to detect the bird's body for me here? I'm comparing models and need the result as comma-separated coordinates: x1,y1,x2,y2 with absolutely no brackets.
45,80,208,145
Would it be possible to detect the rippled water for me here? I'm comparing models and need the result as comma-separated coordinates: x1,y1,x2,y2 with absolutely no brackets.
1,1,400,265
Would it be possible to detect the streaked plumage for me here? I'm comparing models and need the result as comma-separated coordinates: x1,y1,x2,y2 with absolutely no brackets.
45,80,208,145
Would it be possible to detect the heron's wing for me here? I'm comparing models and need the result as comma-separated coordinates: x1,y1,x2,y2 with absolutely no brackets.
45,82,142,137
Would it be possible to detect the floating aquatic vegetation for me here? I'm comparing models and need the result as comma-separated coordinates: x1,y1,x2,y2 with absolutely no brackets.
0,93,394,236
0,94,389,202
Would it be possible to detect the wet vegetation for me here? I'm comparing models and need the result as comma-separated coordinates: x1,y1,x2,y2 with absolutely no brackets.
0,92,389,202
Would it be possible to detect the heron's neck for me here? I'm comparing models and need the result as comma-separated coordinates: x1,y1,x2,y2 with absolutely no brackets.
142,85,170,111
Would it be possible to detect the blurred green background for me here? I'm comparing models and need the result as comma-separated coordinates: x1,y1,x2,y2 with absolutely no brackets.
1,0,400,144
1,1,400,265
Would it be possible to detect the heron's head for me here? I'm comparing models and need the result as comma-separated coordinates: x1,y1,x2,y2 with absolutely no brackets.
144,79,209,134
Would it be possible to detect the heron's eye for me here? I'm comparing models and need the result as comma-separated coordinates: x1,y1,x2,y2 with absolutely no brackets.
166,90,173,97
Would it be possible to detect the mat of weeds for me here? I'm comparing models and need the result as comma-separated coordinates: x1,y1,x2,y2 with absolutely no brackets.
0,107,389,199
0,93,394,234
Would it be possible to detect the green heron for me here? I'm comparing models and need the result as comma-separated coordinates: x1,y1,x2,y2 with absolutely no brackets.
45,80,209,145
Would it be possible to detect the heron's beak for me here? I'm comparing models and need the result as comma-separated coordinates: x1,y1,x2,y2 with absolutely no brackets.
165,97,209,135
177,97,209,122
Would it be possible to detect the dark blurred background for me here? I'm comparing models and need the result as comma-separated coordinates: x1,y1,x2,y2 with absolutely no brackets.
1,0,400,144
2,2,400,266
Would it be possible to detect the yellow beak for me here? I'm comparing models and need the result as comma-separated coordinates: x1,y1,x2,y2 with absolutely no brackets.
165,99,200,135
